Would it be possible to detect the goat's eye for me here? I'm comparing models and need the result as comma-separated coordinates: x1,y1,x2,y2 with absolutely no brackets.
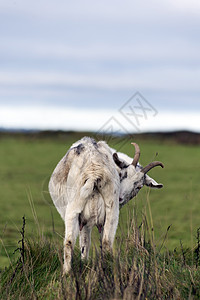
119,172,122,178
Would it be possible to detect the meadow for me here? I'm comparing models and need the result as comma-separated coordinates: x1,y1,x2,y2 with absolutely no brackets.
0,131,200,299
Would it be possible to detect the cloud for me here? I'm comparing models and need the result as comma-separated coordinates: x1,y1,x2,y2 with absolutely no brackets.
1,0,200,22
1,36,200,64
0,67,200,93
167,0,200,13
0,105,199,133
0,105,112,131
0,0,200,131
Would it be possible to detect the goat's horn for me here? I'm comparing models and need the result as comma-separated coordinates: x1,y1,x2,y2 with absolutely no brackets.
141,161,164,174
131,143,140,167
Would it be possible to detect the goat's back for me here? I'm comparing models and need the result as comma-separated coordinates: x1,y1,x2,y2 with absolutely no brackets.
49,137,119,220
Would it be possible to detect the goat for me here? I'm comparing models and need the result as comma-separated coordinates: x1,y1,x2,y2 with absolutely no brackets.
49,137,164,274
49,137,120,274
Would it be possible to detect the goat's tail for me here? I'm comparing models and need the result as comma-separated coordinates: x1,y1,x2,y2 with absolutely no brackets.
79,177,103,211
80,178,96,200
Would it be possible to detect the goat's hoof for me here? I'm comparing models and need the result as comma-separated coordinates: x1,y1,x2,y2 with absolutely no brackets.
62,270,70,277
62,264,71,277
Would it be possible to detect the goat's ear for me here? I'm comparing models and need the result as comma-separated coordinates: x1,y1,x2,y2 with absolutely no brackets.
145,175,163,189
113,153,127,169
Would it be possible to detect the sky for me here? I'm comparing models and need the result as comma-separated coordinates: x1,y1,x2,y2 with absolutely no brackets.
0,0,200,133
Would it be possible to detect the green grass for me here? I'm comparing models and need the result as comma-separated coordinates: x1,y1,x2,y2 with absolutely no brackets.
0,212,200,299
0,132,200,270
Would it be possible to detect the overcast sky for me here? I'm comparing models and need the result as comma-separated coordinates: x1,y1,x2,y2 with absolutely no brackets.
0,0,200,132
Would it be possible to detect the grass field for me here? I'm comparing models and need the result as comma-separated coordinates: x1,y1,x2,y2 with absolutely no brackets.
0,132,200,271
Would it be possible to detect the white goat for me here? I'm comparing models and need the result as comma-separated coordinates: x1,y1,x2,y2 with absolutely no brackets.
49,137,120,274
49,137,164,274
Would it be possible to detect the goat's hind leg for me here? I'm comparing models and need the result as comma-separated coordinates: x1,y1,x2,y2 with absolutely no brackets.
63,210,79,275
102,188,119,253
79,226,92,260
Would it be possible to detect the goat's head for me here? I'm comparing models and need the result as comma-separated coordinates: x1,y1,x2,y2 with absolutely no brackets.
113,143,164,206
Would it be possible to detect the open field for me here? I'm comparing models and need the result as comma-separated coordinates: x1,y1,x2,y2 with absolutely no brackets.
0,131,200,271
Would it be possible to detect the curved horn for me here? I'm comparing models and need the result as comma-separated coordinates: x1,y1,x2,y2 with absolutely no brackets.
131,142,140,167
141,161,164,174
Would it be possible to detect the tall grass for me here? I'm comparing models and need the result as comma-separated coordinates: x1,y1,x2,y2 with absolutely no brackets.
1,206,200,300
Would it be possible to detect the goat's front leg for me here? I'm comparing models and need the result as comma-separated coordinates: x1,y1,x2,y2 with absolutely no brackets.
79,226,92,260
63,209,79,275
